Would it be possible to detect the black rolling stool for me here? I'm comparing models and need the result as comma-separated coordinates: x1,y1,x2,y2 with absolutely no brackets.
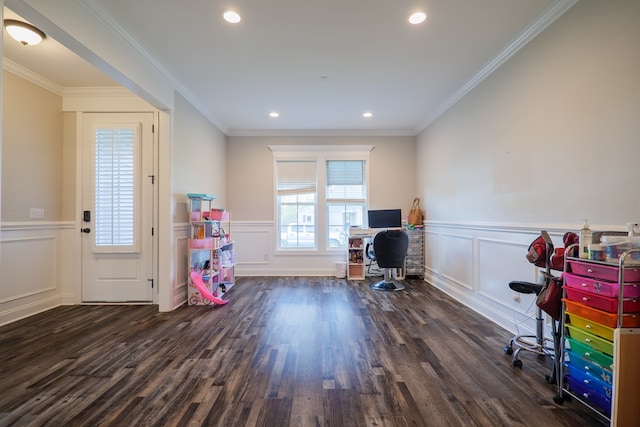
503,280,555,368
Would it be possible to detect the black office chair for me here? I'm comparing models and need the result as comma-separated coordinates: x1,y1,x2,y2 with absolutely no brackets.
365,242,378,274
370,229,409,291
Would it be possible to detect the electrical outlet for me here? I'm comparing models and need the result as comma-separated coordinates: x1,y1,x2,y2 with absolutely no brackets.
30,208,44,219
264,252,269,261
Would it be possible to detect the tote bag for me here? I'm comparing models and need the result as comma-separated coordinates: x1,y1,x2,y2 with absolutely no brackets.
408,198,424,225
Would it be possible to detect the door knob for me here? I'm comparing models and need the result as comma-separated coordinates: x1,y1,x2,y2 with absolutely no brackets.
81,228,91,233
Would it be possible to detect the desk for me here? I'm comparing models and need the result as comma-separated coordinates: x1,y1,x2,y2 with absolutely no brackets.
347,228,423,280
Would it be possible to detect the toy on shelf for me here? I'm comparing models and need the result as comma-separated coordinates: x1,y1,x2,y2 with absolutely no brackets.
189,271,228,306
187,193,236,306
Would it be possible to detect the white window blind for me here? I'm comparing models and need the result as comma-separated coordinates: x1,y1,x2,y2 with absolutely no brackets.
95,128,135,247
277,160,317,248
326,160,365,202
277,160,317,196
326,160,366,247
270,145,372,251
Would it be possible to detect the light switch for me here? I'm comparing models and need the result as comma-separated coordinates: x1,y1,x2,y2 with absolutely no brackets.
30,208,44,219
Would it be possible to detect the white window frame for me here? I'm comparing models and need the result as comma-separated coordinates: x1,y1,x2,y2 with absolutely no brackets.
326,159,367,249
93,124,141,253
270,145,373,253
275,159,318,249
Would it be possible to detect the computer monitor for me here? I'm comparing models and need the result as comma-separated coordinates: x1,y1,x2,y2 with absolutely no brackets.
367,209,402,229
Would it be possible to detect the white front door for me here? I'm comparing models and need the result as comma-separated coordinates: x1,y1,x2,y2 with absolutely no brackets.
81,113,155,302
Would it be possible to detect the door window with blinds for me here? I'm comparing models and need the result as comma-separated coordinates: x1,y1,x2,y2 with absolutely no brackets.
94,126,139,251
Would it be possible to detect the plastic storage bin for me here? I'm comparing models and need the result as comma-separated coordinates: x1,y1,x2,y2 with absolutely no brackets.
566,325,614,356
565,350,613,385
565,376,611,417
563,272,640,298
567,259,640,282
565,362,612,399
600,236,630,263
566,336,613,369
565,287,640,313
565,372,611,417
565,313,614,341
563,298,640,328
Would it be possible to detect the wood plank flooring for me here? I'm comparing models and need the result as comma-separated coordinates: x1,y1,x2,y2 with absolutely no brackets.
0,277,605,426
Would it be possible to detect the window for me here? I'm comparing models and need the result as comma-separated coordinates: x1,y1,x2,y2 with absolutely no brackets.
276,160,317,248
326,160,365,248
94,128,135,247
271,145,372,251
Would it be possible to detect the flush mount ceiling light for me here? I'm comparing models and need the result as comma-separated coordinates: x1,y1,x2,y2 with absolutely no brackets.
4,19,46,46
408,11,427,25
223,10,241,24
362,112,373,118
269,111,280,118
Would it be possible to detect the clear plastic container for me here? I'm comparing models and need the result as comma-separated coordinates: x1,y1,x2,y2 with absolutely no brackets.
629,236,640,261
600,235,629,263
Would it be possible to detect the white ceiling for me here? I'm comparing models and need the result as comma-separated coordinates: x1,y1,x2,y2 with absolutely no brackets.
3,1,575,135
2,8,118,88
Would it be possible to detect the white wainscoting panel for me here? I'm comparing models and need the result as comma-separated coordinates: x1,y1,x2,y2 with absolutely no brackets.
231,221,347,276
477,237,536,312
1,236,56,300
440,233,474,291
233,223,272,265
424,223,571,338
424,230,440,275
173,224,189,309
0,223,65,326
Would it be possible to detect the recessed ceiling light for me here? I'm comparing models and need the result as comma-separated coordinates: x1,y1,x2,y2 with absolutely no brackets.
223,10,241,24
269,112,279,118
363,112,373,118
409,12,427,25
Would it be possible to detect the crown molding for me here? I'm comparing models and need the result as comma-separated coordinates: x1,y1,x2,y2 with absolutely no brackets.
228,129,416,137
415,0,579,134
268,144,374,153
62,86,139,98
3,58,63,95
80,0,228,134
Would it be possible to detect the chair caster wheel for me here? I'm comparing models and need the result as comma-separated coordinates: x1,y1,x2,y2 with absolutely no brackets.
553,394,565,405
513,359,523,368
504,346,513,355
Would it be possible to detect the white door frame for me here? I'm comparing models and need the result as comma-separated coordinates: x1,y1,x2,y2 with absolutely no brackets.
81,112,154,302
70,96,159,305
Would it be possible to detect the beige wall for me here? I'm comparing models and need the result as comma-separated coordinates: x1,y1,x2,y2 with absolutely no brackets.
1,71,63,222
417,0,640,226
226,135,417,221
172,92,227,223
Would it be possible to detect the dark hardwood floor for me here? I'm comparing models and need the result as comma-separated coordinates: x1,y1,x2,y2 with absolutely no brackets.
0,277,605,426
